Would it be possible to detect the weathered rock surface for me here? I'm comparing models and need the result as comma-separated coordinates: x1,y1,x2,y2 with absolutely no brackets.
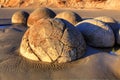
11,11,29,25
27,7,56,27
76,19,115,47
55,11,82,25
20,18,86,63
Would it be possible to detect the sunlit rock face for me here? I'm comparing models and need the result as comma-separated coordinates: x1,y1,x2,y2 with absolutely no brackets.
27,7,56,27
55,11,82,25
76,19,115,47
20,18,86,63
11,11,29,25
94,16,120,45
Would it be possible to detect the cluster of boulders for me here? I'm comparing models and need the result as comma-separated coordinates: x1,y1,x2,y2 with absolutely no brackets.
11,7,120,63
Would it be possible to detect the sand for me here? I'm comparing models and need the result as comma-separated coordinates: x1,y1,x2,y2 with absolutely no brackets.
0,8,120,80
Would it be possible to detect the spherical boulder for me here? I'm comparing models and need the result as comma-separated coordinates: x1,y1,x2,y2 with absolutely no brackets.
94,16,120,45
27,7,56,27
75,19,115,47
20,18,86,63
55,11,82,25
11,11,29,25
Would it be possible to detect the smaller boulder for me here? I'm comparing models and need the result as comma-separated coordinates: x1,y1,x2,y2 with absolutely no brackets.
27,7,56,27
94,16,120,45
11,11,29,25
55,11,82,25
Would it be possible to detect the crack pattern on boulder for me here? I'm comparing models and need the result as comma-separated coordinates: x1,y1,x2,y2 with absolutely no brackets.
20,18,86,63
55,11,82,25
76,19,115,47
27,7,56,27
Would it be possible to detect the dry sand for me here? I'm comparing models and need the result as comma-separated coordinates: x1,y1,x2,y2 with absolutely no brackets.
0,8,120,80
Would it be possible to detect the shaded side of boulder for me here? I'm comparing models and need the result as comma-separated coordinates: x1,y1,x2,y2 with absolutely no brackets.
94,16,120,45
55,11,82,25
27,7,56,27
76,19,115,47
20,18,86,63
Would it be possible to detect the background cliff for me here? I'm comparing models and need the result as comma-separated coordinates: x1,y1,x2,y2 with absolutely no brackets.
0,0,120,9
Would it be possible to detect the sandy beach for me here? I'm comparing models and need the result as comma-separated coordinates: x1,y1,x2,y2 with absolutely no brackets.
0,8,120,80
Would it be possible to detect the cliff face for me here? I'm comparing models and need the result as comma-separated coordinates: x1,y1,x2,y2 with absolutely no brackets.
0,0,120,9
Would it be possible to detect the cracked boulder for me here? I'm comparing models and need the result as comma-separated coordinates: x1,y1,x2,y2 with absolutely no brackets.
55,11,82,25
11,11,29,25
27,7,56,27
94,16,120,45
75,19,115,47
20,18,86,63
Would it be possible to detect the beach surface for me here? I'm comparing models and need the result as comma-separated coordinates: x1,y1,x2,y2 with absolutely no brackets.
0,8,120,80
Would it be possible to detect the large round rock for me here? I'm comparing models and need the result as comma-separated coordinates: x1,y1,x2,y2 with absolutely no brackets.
76,19,115,47
27,7,56,27
11,11,29,25
94,16,120,45
55,11,82,25
20,18,86,63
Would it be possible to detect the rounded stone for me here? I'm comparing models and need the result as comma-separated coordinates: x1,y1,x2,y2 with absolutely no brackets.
75,19,115,47
55,11,82,25
11,11,29,25
94,16,120,45
20,18,86,63
27,7,56,27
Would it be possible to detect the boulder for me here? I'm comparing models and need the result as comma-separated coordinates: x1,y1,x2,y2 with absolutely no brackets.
94,16,120,45
11,11,29,25
55,11,82,25
76,19,115,47
20,18,86,63
27,7,56,27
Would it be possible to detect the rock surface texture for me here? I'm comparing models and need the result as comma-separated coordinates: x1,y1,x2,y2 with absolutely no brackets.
27,7,56,27
20,18,86,63
76,19,115,47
